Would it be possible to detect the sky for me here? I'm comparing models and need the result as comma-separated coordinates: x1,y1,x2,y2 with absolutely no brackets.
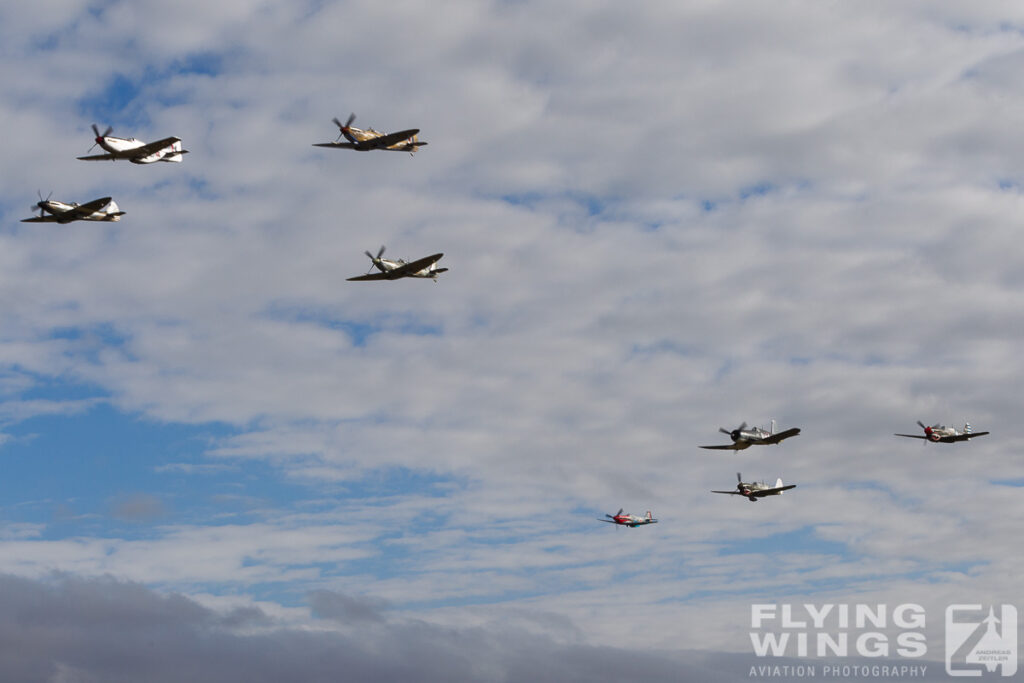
0,1,1022,680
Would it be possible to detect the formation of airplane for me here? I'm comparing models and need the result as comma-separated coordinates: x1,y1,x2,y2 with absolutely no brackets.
313,114,427,154
597,509,657,527
347,246,447,281
895,421,989,443
22,194,124,223
700,420,801,451
77,124,187,164
25,115,1000,531
712,472,796,502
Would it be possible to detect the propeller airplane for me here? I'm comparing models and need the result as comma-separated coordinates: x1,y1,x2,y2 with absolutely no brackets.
597,509,657,527
77,124,187,163
895,421,989,443
22,193,124,223
712,472,796,502
347,246,447,282
700,420,800,451
313,114,427,154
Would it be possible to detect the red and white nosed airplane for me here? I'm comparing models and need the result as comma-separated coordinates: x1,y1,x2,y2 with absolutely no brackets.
78,124,187,164
598,509,657,528
895,421,989,443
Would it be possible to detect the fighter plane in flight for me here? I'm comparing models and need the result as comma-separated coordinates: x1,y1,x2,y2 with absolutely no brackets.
700,420,801,451
895,421,989,443
77,124,187,163
597,509,657,527
22,193,124,223
347,246,447,281
313,114,427,154
712,472,796,502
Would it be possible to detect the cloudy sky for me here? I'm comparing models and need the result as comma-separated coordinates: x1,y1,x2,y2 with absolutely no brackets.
0,1,1022,680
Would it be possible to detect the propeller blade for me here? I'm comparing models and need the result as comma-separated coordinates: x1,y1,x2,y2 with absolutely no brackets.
91,123,100,137
917,421,926,430
345,113,356,128
376,245,386,259
719,427,731,435
736,472,742,482
738,422,747,432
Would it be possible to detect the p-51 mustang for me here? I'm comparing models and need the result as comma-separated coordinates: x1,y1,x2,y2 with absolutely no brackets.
313,114,427,154
895,421,989,443
712,472,796,502
77,124,187,164
700,420,801,451
347,246,447,281
22,193,124,223
597,509,657,527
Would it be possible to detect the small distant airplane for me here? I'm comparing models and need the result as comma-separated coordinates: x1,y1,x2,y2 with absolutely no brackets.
313,114,427,154
598,509,657,527
895,421,989,443
712,472,796,502
347,246,447,281
77,124,187,163
22,193,124,223
700,420,801,451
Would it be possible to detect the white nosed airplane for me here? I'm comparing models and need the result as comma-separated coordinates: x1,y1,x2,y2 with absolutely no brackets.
597,509,658,527
895,421,989,443
347,246,446,282
712,473,796,502
700,420,801,451
22,193,124,223
313,114,427,154
77,124,187,163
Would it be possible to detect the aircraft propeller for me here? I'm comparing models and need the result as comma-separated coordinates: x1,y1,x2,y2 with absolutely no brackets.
720,422,747,441
333,113,356,141
87,123,113,153
364,246,386,273
32,190,52,216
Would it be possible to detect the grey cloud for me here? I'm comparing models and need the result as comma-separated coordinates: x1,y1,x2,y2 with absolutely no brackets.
0,573,751,683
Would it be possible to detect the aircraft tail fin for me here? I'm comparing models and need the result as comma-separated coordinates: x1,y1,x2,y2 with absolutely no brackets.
770,419,776,435
645,511,653,520
775,477,784,491
964,422,972,435
163,140,186,162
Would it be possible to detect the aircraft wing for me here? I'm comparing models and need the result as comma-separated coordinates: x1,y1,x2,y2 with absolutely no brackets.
711,490,742,495
699,443,746,450
596,518,618,523
129,137,182,157
762,427,800,444
894,434,928,440
366,128,419,149
754,484,797,496
347,272,392,281
312,142,358,149
951,431,989,441
68,197,113,217
77,152,119,161
20,215,58,222
389,253,443,277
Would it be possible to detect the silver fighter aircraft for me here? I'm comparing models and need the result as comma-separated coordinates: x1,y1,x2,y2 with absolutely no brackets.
895,421,989,443
347,246,447,282
22,193,124,223
313,114,427,154
712,472,796,502
700,420,801,451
